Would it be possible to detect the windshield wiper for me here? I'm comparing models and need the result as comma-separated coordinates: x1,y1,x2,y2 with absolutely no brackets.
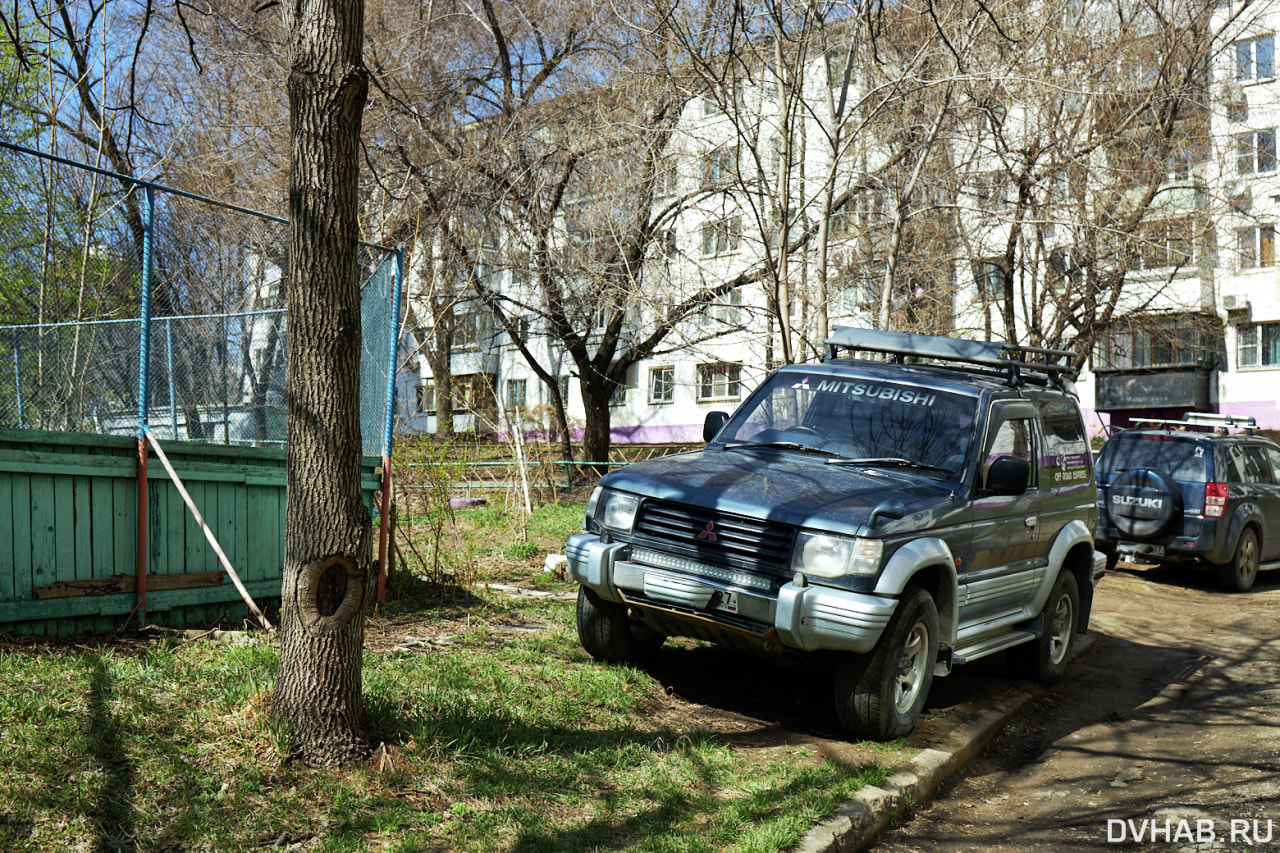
826,456,951,475
723,441,839,457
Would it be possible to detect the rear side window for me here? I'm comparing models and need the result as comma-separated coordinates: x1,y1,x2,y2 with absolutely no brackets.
1232,445,1271,483
1039,398,1091,486
1100,435,1208,482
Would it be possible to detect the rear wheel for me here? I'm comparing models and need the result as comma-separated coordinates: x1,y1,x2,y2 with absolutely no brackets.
1216,527,1259,593
835,587,938,740
576,587,664,663
1009,571,1079,682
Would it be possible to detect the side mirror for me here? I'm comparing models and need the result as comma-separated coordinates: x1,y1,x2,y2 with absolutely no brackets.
985,456,1030,496
703,411,730,443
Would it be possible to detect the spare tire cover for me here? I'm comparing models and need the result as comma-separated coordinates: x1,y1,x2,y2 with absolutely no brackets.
1107,468,1181,539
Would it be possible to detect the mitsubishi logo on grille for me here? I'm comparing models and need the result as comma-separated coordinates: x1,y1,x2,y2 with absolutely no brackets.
697,521,717,542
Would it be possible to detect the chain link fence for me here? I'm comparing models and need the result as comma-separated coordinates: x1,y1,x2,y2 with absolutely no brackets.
0,142,400,456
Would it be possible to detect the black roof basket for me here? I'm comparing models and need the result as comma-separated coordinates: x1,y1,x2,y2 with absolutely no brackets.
822,327,1079,388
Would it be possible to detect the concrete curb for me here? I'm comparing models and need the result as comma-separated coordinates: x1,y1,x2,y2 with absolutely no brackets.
795,632,1099,852
793,688,1033,853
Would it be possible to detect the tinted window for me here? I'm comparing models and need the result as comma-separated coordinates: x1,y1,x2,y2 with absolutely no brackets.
1266,447,1280,484
1100,435,1208,482
1233,445,1271,483
1039,398,1091,487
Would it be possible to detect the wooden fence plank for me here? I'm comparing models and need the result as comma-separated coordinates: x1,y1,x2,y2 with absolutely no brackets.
0,472,13,606
90,476,117,580
1,431,383,636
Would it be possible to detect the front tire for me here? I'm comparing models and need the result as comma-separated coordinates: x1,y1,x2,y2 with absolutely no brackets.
1217,527,1259,593
576,587,664,663
835,587,938,740
1009,571,1079,682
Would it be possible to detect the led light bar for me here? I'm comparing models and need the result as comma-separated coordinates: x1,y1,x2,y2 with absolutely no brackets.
630,548,772,591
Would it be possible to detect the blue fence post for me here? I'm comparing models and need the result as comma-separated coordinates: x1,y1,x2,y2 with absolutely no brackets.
136,185,156,620
137,185,156,437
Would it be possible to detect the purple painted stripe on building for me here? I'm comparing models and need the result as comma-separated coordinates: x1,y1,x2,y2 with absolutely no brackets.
1216,402,1280,430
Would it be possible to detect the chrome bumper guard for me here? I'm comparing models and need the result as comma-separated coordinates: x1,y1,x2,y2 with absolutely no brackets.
565,533,897,653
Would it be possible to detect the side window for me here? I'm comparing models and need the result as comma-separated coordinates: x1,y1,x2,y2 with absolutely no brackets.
1240,445,1271,483
981,416,1037,489
1038,399,1091,487
1266,447,1280,484
1221,447,1244,483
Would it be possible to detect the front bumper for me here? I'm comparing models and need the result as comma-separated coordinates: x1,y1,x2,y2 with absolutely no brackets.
566,532,896,654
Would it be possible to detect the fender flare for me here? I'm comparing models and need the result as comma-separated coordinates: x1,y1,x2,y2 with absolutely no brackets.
873,537,960,646
1221,502,1267,564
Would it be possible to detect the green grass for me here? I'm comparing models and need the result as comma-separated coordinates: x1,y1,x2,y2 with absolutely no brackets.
0,500,904,852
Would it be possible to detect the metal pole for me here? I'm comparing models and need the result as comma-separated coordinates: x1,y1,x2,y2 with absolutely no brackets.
167,317,177,439
12,330,23,429
136,185,156,620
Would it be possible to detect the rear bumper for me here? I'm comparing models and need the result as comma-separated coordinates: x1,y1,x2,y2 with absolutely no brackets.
1095,524,1229,564
565,532,896,654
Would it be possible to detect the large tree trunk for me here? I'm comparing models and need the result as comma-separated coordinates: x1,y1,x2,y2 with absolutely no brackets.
581,385,612,469
271,0,372,768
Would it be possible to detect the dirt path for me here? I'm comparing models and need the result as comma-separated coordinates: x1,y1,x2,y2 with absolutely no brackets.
868,563,1280,852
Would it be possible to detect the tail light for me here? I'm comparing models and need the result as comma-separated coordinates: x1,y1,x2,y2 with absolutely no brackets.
1205,482,1228,518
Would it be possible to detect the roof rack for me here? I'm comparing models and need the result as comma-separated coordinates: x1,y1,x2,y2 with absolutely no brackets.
822,327,1079,388
1131,413,1257,435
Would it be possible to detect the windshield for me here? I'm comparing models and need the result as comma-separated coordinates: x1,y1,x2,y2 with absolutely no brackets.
718,370,978,479
1099,435,1208,481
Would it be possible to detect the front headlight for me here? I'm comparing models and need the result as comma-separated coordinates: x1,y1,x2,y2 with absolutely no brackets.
791,531,882,578
599,490,640,534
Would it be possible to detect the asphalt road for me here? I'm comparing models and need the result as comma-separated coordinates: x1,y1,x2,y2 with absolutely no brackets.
866,562,1280,852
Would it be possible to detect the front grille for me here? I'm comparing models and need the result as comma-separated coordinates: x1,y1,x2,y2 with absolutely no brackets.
633,499,795,574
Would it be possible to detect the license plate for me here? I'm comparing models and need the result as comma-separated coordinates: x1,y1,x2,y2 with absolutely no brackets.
712,590,739,614
1121,542,1164,558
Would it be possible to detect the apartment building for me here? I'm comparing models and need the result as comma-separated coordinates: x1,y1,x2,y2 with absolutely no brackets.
396,2,1280,443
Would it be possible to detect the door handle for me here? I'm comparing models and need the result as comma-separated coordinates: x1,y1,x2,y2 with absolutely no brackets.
1024,517,1038,529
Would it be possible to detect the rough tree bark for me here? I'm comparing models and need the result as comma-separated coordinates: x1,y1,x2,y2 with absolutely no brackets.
271,0,372,767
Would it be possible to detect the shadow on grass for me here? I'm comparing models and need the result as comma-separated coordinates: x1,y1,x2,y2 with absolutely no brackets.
86,655,136,853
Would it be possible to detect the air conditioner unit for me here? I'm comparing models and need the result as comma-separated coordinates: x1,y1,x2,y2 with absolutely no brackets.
1223,294,1250,311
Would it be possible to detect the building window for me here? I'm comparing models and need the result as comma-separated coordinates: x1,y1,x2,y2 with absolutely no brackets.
654,157,678,198
696,362,741,402
701,144,739,187
454,311,494,350
415,384,436,415
1236,35,1275,82
1236,128,1277,174
454,373,497,410
1094,315,1220,371
826,48,850,88
973,172,1008,212
701,215,742,256
708,288,744,325
975,257,1006,296
546,374,571,405
648,366,675,404
1238,322,1280,367
609,382,628,407
1237,224,1275,269
505,378,527,409
1138,218,1194,269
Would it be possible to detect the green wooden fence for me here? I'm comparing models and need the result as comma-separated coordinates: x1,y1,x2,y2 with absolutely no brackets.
0,427,380,636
